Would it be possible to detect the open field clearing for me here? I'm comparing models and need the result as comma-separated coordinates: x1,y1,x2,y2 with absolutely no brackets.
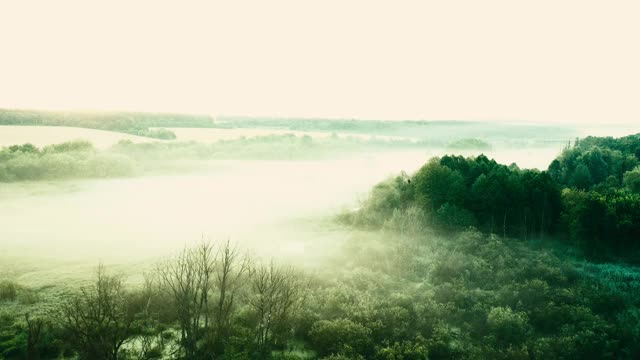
0,125,160,149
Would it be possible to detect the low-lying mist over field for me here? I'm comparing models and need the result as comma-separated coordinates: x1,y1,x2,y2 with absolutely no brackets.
0,147,563,264
0,119,570,264
0,154,422,263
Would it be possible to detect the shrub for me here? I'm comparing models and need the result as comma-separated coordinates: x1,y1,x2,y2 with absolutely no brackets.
486,307,530,346
0,281,18,302
375,336,429,360
623,167,640,194
309,319,372,357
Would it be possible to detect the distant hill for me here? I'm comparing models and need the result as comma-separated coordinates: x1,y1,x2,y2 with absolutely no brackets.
217,116,576,145
0,109,579,146
0,108,215,139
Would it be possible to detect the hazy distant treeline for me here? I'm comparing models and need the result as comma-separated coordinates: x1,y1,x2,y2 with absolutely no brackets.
446,138,492,150
0,141,134,182
0,109,215,139
0,135,429,182
111,134,434,160
217,116,574,145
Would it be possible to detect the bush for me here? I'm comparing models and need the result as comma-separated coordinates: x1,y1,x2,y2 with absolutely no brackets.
375,336,429,360
43,140,94,153
84,153,135,178
0,142,136,182
0,281,18,302
446,138,492,150
309,319,372,357
624,167,640,194
486,307,530,346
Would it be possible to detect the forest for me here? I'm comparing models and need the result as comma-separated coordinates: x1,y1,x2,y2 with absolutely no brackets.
1,133,640,359
344,133,640,258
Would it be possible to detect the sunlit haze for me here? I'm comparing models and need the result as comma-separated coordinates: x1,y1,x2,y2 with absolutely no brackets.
3,3,640,358
1,0,639,123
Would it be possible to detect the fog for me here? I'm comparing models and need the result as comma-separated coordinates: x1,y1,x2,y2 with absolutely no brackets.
0,145,562,270
0,121,606,285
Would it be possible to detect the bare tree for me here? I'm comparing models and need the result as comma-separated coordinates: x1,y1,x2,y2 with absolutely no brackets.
154,241,300,356
123,274,166,360
155,241,216,358
213,240,251,343
25,313,44,360
248,261,306,349
60,264,134,360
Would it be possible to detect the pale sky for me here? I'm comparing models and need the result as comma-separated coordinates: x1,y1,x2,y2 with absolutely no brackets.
0,0,639,124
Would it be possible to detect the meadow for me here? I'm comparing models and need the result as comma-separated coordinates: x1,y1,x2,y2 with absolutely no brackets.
0,126,157,150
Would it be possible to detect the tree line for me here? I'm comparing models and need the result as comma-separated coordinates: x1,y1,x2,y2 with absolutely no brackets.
0,141,135,182
0,136,429,182
343,133,640,258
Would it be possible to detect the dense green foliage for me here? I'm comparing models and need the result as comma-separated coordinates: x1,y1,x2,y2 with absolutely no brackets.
548,134,640,255
3,228,640,359
548,136,639,191
0,109,215,139
344,155,561,242
344,133,640,258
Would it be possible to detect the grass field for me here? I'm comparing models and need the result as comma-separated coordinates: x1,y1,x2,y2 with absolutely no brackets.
0,126,160,149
